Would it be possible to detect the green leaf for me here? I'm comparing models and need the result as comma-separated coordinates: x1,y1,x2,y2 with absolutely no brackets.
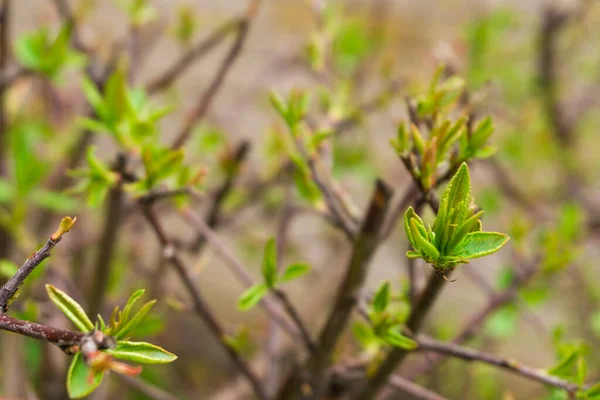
383,328,418,350
262,238,277,288
372,281,390,314
121,289,145,324
107,341,177,364
454,232,509,259
547,349,580,378
433,162,471,249
81,76,106,118
67,352,104,399
46,285,94,333
114,300,157,340
445,210,484,253
404,206,422,250
280,263,311,283
410,219,439,260
237,283,268,311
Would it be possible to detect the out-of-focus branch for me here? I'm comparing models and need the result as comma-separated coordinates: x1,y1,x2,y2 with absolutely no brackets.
189,141,250,252
172,0,261,148
117,375,181,400
181,207,316,351
140,203,268,400
86,155,126,317
414,336,582,394
146,18,242,94
538,6,571,146
276,179,393,399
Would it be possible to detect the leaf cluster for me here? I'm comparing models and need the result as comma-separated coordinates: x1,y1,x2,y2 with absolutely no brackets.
404,163,509,270
45,285,176,399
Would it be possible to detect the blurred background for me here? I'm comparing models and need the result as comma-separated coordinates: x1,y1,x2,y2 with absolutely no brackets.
1,0,600,399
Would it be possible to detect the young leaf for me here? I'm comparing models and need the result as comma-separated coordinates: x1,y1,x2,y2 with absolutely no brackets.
410,219,439,260
107,341,177,364
454,232,509,259
237,283,268,311
46,285,94,333
280,263,311,283
67,352,104,399
120,289,145,324
372,281,390,314
404,206,423,250
114,300,157,340
262,238,278,288
383,328,418,350
547,349,579,378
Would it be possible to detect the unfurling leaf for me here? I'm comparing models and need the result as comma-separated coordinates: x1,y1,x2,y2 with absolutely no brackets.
280,263,311,282
262,238,278,288
383,328,418,350
107,341,177,364
237,283,268,311
51,216,77,241
372,281,390,313
67,353,104,399
46,285,94,333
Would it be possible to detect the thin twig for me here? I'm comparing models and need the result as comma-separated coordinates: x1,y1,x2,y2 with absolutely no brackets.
172,0,261,148
146,18,242,94
87,155,126,317
415,336,582,394
190,141,251,252
0,218,75,313
140,204,269,400
117,375,181,400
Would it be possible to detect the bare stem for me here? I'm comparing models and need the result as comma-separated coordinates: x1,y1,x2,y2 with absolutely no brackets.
146,18,242,94
171,0,261,148
414,336,582,394
0,217,75,313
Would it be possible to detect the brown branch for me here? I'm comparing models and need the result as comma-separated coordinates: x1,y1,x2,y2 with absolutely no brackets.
414,336,582,394
146,18,242,94
171,0,261,149
0,314,84,348
0,217,76,313
140,203,268,400
190,140,250,252
405,259,538,380
277,179,393,398
86,155,126,317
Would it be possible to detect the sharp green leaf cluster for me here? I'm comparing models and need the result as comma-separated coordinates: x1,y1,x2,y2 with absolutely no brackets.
45,285,176,399
404,163,509,270
237,238,311,311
